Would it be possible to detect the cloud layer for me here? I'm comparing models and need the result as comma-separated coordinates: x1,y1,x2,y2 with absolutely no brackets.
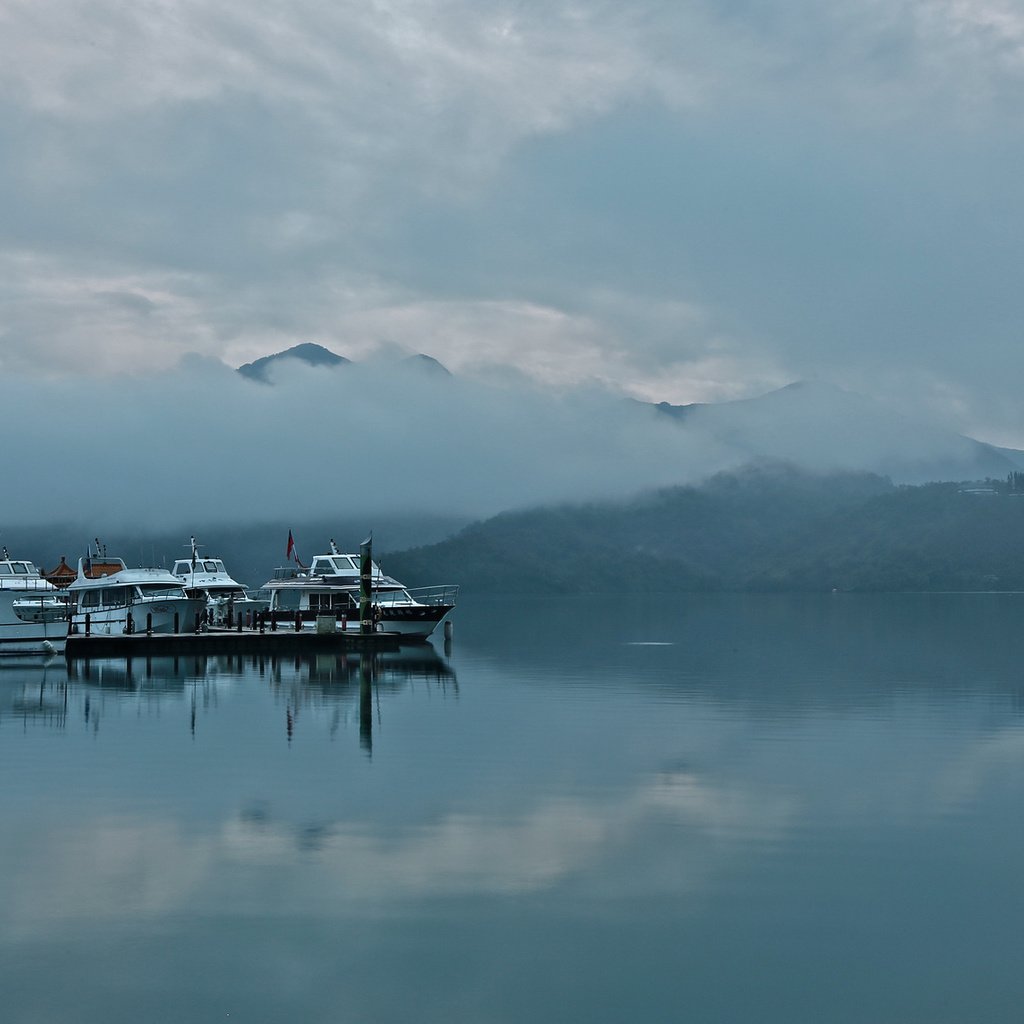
1,2,1023,439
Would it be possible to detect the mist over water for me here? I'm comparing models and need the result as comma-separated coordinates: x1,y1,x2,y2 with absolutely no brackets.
1,358,720,528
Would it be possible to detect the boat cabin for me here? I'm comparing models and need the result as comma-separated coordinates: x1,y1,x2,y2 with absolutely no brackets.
75,582,187,612
309,554,360,578
172,558,231,577
0,560,41,578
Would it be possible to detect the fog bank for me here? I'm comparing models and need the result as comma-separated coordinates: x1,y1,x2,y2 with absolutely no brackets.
1,358,723,527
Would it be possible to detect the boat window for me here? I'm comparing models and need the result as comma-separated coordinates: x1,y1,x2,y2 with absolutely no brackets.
214,561,226,572
203,560,218,572
80,591,100,608
101,588,128,607
136,583,185,599
310,592,351,610
332,557,356,572
0,565,11,576
274,589,302,611
12,563,28,575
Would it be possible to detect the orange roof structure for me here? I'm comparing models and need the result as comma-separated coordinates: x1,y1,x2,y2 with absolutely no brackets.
44,557,76,589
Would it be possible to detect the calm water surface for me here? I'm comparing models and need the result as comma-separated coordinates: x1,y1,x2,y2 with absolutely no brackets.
3,594,1024,1023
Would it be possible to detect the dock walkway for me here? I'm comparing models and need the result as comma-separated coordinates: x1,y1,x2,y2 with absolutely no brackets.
65,627,401,658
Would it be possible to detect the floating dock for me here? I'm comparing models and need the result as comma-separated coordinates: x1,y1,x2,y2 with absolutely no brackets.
64,627,401,658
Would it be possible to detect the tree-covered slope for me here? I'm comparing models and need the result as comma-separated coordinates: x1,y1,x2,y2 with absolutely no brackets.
386,464,1024,593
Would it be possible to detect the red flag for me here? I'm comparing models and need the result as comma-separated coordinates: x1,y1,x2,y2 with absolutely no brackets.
286,530,296,562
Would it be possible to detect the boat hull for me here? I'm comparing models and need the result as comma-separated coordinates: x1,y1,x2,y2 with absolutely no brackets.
0,592,67,655
378,604,454,640
71,597,207,636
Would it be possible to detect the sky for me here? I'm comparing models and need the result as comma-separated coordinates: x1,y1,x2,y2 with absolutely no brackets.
2,0,1023,524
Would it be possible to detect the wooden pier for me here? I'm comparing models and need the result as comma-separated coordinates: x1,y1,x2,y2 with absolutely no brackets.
64,626,401,659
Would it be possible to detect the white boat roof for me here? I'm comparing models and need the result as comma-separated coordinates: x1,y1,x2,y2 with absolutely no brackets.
263,550,403,590
0,559,57,590
171,557,247,589
70,556,184,590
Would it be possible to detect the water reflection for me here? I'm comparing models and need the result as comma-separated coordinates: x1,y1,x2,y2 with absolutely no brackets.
0,646,457,753
6,597,1024,1024
0,655,69,730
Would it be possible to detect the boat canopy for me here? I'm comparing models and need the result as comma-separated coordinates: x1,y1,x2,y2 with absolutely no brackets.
311,555,358,574
0,561,38,576
173,559,228,575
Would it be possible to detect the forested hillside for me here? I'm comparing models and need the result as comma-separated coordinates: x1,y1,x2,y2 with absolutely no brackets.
386,464,1024,593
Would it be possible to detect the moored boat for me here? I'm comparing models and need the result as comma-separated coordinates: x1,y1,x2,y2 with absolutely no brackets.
0,554,69,655
68,553,207,636
261,539,457,640
171,540,268,625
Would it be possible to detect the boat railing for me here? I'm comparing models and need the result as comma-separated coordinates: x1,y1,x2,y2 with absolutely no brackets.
382,585,459,607
1,577,59,592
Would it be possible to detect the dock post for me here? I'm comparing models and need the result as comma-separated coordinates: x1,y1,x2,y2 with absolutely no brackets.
174,612,180,634
146,612,153,635
85,613,91,637
359,533,373,634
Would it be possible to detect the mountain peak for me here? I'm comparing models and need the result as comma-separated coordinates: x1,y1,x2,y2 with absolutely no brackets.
237,343,350,383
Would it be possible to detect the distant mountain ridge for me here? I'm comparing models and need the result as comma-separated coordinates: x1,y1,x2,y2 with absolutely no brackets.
649,380,1023,485
236,347,1021,486
236,343,452,383
386,463,1024,594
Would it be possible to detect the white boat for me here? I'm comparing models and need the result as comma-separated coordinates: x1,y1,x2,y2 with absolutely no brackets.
171,548,269,626
261,540,457,640
68,555,207,636
0,555,68,655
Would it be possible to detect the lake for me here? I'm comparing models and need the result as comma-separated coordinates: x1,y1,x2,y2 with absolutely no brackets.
2,593,1024,1022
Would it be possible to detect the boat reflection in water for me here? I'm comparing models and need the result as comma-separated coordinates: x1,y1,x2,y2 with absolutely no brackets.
259,646,458,752
52,645,457,749
0,655,70,730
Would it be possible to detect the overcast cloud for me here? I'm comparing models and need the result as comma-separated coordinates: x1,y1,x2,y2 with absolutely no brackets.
2,0,1023,517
